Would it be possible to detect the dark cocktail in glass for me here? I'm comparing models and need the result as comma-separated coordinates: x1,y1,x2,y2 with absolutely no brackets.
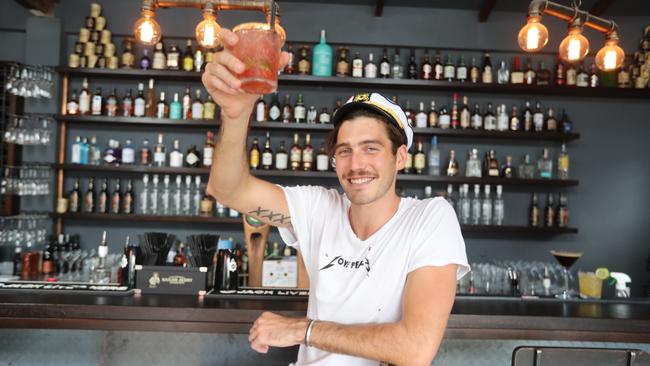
550,250,583,299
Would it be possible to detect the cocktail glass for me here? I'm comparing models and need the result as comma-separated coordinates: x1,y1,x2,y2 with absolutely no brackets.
550,250,583,299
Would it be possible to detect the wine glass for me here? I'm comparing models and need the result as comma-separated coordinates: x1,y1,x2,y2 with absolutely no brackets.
550,250,583,299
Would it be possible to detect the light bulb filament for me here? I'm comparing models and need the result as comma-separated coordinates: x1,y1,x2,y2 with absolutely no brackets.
568,38,581,60
526,27,540,50
139,20,154,43
604,50,617,70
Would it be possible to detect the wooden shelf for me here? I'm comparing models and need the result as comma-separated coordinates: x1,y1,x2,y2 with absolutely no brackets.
56,67,650,99
55,213,577,235
57,115,580,142
55,164,578,187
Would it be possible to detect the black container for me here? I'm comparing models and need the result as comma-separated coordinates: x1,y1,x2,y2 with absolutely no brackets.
215,239,238,294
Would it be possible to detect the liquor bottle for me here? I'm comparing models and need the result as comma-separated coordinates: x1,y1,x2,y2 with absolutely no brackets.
497,61,509,84
545,107,558,131
275,141,288,170
537,61,551,86
302,134,314,171
481,185,492,225
123,179,134,214
121,88,134,117
172,175,182,216
529,193,540,227
413,140,426,174
379,48,391,78
557,193,569,228
407,49,418,79
167,43,180,70
91,231,111,283
522,100,533,132
289,134,302,171
319,108,331,124
364,53,377,78
443,54,455,82
428,101,438,128
67,89,80,115
298,46,310,75
80,137,90,165
169,93,182,119
589,63,600,87
510,56,524,84
149,174,159,215
97,178,109,214
471,103,483,130
446,149,459,176
544,193,556,227
140,174,149,214
433,50,444,80
160,175,170,215
182,39,194,72
391,48,403,79
145,79,156,117
262,132,273,170
482,53,493,83
281,94,293,122
524,58,536,85
404,99,415,125
105,88,118,117
249,138,261,170
557,143,570,180
465,148,481,177
307,105,317,123
532,101,544,132
194,46,204,72
140,48,151,70
483,149,499,177
182,175,191,215
185,145,201,168
122,139,135,165
121,39,136,68
517,154,536,179
493,185,504,226
103,139,121,166
456,55,468,82
202,131,214,167
316,143,329,172
153,134,167,167
267,93,281,122
483,103,496,131
509,106,520,131
173,243,187,266
438,106,450,129
182,87,192,119
294,94,306,123
501,155,514,178
555,55,565,86
469,57,480,83
89,136,101,165
191,90,204,120
617,61,631,88
140,139,152,166
156,91,168,118
84,177,95,213
68,178,81,213
312,30,333,77
450,94,460,129
460,184,471,225
336,47,350,77
284,44,296,74
71,136,82,164
496,104,508,131
566,62,577,86
110,179,121,214
560,110,573,133
169,140,183,168
537,148,553,179
152,41,166,70
134,83,146,117
421,50,433,80
471,184,481,225
79,78,91,115
576,62,589,87
415,102,427,128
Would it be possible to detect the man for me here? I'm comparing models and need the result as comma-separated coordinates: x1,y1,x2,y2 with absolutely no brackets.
202,29,470,366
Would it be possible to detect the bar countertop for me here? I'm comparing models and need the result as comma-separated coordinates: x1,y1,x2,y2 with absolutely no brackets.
0,292,649,343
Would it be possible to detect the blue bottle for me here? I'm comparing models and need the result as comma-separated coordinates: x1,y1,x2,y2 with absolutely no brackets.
80,137,90,165
169,92,182,119
312,30,333,77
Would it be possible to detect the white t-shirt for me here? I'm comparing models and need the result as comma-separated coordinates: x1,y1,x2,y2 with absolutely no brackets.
278,185,470,366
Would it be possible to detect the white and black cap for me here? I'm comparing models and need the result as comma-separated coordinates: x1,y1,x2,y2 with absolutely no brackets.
331,92,414,150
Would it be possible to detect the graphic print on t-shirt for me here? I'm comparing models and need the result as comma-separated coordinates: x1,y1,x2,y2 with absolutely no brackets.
319,254,370,276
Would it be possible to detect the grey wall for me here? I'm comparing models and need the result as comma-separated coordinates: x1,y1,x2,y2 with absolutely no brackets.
1,1,649,295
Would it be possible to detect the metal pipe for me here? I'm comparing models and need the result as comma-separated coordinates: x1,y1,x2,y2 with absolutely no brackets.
154,0,276,15
529,0,617,34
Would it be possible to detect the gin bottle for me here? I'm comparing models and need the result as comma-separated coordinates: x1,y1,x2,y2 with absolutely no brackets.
493,185,505,226
91,231,111,284
149,174,159,215
140,174,149,214
471,184,481,225
481,185,492,225
172,175,182,216
160,174,170,215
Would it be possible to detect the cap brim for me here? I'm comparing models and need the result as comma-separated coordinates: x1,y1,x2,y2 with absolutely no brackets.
331,102,408,147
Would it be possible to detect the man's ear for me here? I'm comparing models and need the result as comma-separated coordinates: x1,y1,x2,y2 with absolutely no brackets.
395,144,408,171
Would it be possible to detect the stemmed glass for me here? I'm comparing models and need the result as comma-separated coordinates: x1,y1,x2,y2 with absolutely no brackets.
550,250,583,299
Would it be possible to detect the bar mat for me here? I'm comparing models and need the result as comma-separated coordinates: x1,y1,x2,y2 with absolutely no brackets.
205,287,309,301
0,281,134,296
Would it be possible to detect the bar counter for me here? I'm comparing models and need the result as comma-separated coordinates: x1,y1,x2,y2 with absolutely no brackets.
1,293,649,343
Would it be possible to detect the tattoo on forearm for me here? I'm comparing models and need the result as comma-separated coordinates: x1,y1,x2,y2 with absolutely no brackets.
248,207,291,224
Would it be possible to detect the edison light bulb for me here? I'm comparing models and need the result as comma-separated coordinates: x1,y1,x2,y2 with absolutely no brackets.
559,27,589,62
595,38,625,71
134,10,161,46
195,11,221,49
517,15,549,52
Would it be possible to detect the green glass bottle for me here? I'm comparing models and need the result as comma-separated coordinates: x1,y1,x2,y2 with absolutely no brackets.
312,30,333,77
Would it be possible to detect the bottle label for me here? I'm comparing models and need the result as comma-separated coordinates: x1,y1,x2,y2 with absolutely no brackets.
170,152,183,167
269,106,281,121
200,199,213,215
203,103,216,120
434,64,444,79
415,113,427,128
262,152,273,166
336,61,349,76
79,95,90,113
183,58,194,72
422,64,432,79
153,54,166,70
186,153,199,166
533,114,544,131
482,67,493,83
313,49,333,76
122,148,135,164
134,100,145,117
316,154,329,171
352,60,363,77
192,104,203,120
256,103,266,122
294,106,306,120
154,151,165,164
460,111,471,129
250,150,260,168
298,60,310,74
405,153,413,169
438,115,451,129
559,156,569,171
275,153,288,170
290,149,301,166
443,65,455,79
203,147,213,166
167,54,179,69
456,68,467,80
414,154,425,170
302,149,313,164
67,101,79,115
71,144,81,164
319,113,330,124
471,114,482,129
307,109,317,123
103,153,116,164
364,63,377,78
380,63,390,76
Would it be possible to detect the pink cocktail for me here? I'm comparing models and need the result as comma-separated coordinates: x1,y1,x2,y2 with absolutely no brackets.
229,22,285,94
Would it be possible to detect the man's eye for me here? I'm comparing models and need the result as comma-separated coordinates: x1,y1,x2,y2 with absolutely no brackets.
366,146,379,152
337,149,351,156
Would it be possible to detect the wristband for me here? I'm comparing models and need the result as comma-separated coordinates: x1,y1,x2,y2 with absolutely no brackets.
304,319,315,347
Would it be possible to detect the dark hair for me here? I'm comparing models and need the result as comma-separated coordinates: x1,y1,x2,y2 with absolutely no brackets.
325,108,404,158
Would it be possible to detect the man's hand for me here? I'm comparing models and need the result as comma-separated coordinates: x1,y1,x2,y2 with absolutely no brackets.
201,28,290,120
248,312,310,353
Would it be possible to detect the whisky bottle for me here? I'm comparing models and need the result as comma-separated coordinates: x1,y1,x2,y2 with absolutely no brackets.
407,49,418,79
282,94,293,122
517,154,536,179
460,96,470,129
140,139,152,166
403,146,413,174
68,178,81,213
446,149,459,176
413,139,426,174
496,104,508,131
202,131,214,167
433,50,444,80
544,193,556,227
121,88,134,117
91,231,111,283
169,140,183,168
456,55,467,82
509,106,520,131
485,149,500,177
191,89,204,120
465,148,481,178
275,141,289,170
555,55,565,86
443,54,455,82
268,92,281,122
97,178,109,214
185,145,201,168
316,143,329,172
510,56,524,84
120,39,135,68
537,61,551,86
576,62,589,87
557,193,569,228
438,106,451,129
524,58,536,85
532,101,544,132
537,148,553,179
469,57,480,83
294,94,306,123
557,143,570,180
298,46,310,75
545,108,558,131
249,138,261,170
67,89,80,115
167,43,180,70
134,83,146,117
254,96,267,123
153,133,167,167
302,134,314,171
284,44,296,74
90,88,103,116
156,91,168,119
262,132,274,170
481,53,493,83
589,63,600,87
199,184,214,217
450,94,460,129
529,193,540,227
566,62,577,86
121,139,135,165
203,95,216,120
182,39,194,72
379,48,391,78
428,101,438,128
415,102,427,128
110,179,121,214
105,88,118,117
391,48,403,79
364,53,378,78
84,177,96,213
421,50,432,80
522,100,533,132
79,79,91,115
123,179,134,214
290,133,302,170
145,79,156,117
471,103,482,130
501,155,514,178
483,103,496,131
336,47,350,77
404,99,415,125
319,107,331,124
